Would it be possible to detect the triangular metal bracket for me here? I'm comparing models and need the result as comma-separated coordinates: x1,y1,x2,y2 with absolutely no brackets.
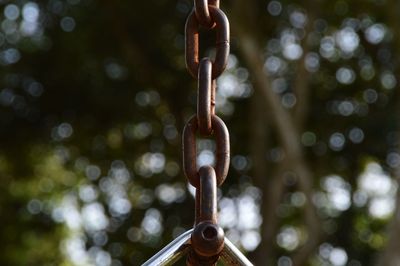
142,229,254,266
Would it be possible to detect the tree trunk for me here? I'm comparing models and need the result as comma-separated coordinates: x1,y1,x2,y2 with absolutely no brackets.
232,22,322,266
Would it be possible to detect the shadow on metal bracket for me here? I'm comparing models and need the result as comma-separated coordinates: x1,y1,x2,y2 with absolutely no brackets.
142,229,254,266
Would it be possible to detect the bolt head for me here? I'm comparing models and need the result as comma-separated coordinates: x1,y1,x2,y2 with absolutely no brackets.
192,222,224,257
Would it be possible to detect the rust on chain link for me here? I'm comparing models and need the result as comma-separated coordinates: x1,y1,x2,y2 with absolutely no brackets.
143,0,254,264
197,166,217,224
187,249,219,266
183,115,230,188
189,166,224,265
208,0,220,6
211,80,216,114
183,0,231,264
197,58,214,136
194,0,220,28
185,6,230,79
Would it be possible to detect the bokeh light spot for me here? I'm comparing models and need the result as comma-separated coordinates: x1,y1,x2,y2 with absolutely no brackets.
22,2,39,22
4,4,20,20
267,1,282,16
60,17,76,32
336,67,355,85
365,24,386,44
329,132,345,151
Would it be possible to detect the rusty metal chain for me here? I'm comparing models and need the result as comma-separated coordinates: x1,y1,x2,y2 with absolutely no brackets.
194,0,220,28
142,1,254,264
183,115,229,188
185,5,230,79
197,58,213,136
182,0,230,265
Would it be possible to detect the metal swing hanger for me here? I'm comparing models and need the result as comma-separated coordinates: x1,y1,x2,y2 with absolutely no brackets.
142,229,254,266
143,0,253,265
142,167,253,265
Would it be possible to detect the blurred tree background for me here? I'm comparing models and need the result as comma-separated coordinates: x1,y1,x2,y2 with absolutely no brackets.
1,0,400,265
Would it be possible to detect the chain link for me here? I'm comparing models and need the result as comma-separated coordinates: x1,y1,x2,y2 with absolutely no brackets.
183,115,230,188
194,0,213,28
197,58,213,136
142,2,255,264
194,0,220,28
183,0,230,264
185,6,230,79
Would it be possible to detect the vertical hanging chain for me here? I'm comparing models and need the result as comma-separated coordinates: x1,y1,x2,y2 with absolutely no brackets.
143,1,254,264
183,0,230,265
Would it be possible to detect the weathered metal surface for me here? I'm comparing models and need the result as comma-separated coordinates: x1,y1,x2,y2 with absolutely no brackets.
144,1,252,264
182,115,230,188
185,6,230,79
197,58,213,136
142,233,254,266
184,1,230,263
